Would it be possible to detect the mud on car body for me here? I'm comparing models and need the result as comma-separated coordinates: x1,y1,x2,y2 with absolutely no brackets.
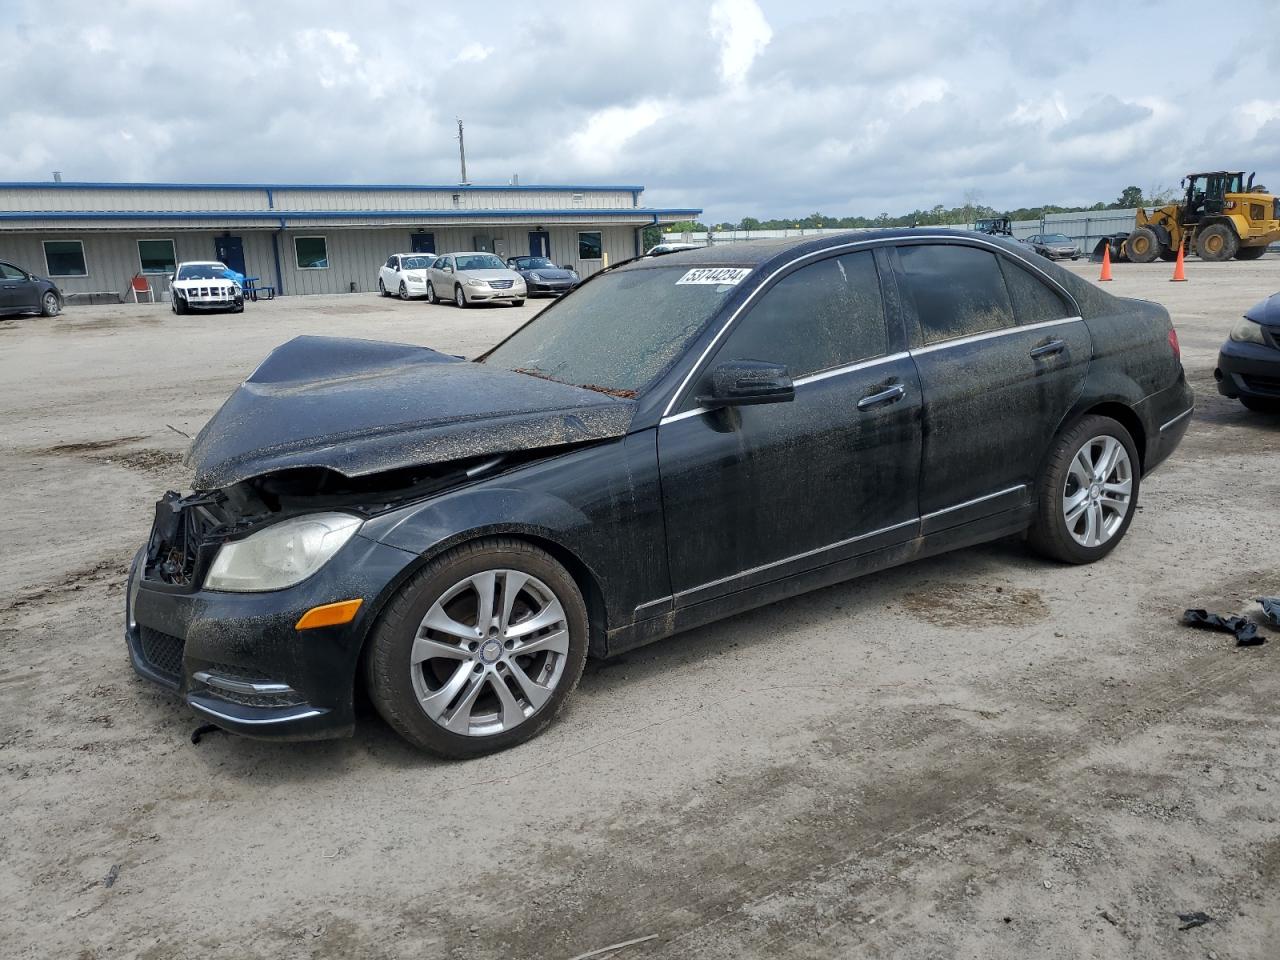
126,229,1193,758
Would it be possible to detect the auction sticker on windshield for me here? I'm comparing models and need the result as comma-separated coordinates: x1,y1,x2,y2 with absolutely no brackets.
676,267,751,285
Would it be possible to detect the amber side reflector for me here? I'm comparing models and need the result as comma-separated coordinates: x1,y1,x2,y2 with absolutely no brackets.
295,598,363,631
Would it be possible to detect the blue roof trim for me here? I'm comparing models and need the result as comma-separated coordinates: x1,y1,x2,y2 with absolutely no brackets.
0,181,647,193
0,208,702,221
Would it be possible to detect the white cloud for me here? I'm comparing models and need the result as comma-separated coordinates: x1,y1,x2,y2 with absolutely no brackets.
568,101,668,172
709,0,772,88
453,42,493,65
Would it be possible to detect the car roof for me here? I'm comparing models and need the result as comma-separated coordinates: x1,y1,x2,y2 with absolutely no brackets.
177,261,228,268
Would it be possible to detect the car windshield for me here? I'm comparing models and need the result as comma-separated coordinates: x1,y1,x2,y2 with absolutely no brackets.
402,256,433,269
1042,234,1071,244
516,257,555,269
481,265,744,395
456,254,506,271
177,264,231,280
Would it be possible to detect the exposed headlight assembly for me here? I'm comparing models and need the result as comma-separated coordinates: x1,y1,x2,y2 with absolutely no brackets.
204,513,362,592
1230,318,1267,345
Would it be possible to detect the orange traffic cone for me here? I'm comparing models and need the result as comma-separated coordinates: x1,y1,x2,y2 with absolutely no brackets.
1099,242,1113,281
1170,243,1187,282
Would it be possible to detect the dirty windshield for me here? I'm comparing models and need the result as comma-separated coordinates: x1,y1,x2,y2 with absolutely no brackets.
482,265,745,394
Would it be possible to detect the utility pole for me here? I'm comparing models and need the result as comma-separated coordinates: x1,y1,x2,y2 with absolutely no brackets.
456,118,470,185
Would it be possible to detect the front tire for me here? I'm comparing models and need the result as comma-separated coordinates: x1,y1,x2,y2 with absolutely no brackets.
40,291,60,317
364,538,589,758
426,281,437,304
512,299,525,307
1126,227,1162,263
455,285,468,308
1028,415,1140,564
172,296,187,315
1196,223,1239,262
399,281,410,301
378,278,388,297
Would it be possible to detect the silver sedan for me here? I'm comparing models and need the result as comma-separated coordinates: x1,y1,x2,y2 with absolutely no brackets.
426,253,527,308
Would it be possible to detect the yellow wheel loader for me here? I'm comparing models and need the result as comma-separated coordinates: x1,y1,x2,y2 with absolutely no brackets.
1125,171,1280,263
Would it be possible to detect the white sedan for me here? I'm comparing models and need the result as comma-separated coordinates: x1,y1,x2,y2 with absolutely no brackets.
377,253,436,300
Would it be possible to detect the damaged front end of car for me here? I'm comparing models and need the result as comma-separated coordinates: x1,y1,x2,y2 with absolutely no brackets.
125,335,636,739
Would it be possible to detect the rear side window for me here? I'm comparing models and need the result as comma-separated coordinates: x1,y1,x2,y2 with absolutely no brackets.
715,251,888,378
898,244,1014,344
999,257,1074,325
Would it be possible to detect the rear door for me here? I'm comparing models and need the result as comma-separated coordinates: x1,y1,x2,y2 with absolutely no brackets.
657,248,922,606
893,241,1091,531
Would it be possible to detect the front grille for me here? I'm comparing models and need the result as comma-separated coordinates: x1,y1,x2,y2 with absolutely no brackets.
1242,374,1280,397
488,279,514,289
139,626,185,681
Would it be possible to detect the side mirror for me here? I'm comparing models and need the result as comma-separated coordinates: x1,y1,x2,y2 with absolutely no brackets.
168,274,175,282
698,360,795,408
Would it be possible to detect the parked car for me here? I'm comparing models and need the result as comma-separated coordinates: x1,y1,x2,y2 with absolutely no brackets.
646,242,703,256
125,229,1192,758
378,253,436,300
1215,291,1280,413
1022,233,1081,261
506,256,579,297
425,253,526,307
0,259,62,317
170,261,244,314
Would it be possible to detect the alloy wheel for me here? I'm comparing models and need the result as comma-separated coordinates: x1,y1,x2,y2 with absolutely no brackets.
399,282,409,300
1062,435,1133,548
426,281,435,303
409,569,570,737
455,286,466,308
43,293,59,316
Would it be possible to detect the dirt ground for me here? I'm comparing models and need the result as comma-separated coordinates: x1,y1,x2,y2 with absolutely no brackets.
2,260,1279,960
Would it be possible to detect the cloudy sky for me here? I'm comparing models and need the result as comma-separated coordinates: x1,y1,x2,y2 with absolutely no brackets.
2,0,1278,223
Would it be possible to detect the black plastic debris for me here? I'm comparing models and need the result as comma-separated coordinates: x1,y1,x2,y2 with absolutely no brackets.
1176,911,1214,930
1258,597,1280,628
1183,609,1265,646
191,723,222,745
104,864,120,888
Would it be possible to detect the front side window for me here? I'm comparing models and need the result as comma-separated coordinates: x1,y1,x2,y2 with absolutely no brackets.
578,232,602,260
898,244,1014,344
482,265,741,394
385,256,396,268
44,240,87,277
0,262,26,280
998,257,1073,326
294,236,328,269
714,251,888,379
138,239,176,275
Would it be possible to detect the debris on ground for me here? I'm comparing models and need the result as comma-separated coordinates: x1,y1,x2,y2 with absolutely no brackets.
1258,597,1280,628
104,864,120,888
1176,911,1214,930
565,934,660,960
1182,608,1265,646
190,723,222,745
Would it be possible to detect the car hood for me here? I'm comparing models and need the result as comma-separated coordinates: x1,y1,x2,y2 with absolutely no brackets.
1244,292,1280,328
523,267,576,280
186,335,635,490
174,278,238,288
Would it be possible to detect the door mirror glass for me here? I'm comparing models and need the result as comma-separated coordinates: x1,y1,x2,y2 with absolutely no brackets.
698,360,795,407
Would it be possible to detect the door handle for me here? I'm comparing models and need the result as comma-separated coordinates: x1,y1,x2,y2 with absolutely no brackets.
857,383,906,410
1029,339,1067,359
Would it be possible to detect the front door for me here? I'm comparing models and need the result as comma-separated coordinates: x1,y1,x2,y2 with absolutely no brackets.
528,231,551,258
411,232,436,254
893,241,1091,531
0,261,38,310
657,248,922,606
214,235,245,275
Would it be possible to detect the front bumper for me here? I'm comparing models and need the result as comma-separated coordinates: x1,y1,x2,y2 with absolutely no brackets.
1215,338,1280,400
125,533,420,740
181,296,244,311
466,285,527,302
1044,249,1080,260
525,279,577,295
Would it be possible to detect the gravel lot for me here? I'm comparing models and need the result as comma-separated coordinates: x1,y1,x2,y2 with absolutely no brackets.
2,261,1279,959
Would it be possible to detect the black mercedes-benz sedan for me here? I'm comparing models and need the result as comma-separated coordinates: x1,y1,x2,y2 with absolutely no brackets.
1215,291,1280,413
125,229,1193,758
506,256,579,296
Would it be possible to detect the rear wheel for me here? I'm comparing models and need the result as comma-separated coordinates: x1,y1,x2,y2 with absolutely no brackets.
1196,223,1239,261
1241,396,1280,413
363,538,589,758
1235,245,1267,261
1126,227,1162,263
1028,415,1140,564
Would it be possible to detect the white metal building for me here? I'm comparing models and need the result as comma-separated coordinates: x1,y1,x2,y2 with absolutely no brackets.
0,181,701,299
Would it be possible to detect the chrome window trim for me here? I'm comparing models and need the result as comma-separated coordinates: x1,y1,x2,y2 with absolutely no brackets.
1159,407,1193,432
661,233,1082,418
911,316,1084,356
921,484,1027,521
659,350,912,425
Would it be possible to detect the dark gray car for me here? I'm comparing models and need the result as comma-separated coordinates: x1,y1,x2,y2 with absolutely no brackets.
1023,234,1081,261
506,256,579,296
0,259,62,317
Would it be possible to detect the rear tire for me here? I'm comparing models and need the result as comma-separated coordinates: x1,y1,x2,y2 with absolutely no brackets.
1241,396,1280,413
1028,415,1140,565
1235,245,1267,261
1195,223,1239,262
363,538,589,758
512,299,525,307
1126,227,1162,263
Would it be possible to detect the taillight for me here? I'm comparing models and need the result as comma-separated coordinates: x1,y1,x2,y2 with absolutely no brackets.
1168,328,1181,360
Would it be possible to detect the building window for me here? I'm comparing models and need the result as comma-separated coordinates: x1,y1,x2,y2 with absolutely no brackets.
43,240,87,277
138,239,176,275
571,193,584,206
294,236,329,270
578,231,603,260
